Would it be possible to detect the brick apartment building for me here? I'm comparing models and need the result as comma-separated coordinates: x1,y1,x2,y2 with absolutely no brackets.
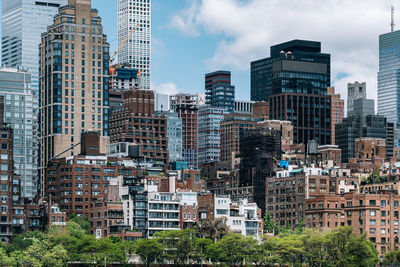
110,89,169,164
266,165,358,227
47,131,136,217
170,94,199,169
306,191,400,258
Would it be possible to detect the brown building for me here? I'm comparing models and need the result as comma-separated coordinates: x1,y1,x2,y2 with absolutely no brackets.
355,137,386,162
39,0,110,196
176,169,203,192
220,114,264,166
110,89,169,164
170,94,199,169
91,201,127,238
306,192,400,258
360,181,400,195
253,101,270,118
327,87,344,144
48,202,67,230
267,166,358,227
259,120,294,146
318,144,342,166
0,124,22,242
47,132,136,217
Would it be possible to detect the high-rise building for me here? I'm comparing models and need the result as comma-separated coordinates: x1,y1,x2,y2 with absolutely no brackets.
117,0,151,90
197,106,227,166
1,0,68,93
239,126,281,214
205,71,235,112
39,0,110,197
347,81,366,115
348,98,375,118
47,132,137,217
336,115,394,163
0,69,38,199
165,112,183,163
110,90,169,164
170,94,199,169
251,40,332,145
155,94,169,112
378,30,400,128
220,114,264,165
327,87,344,145
0,100,23,243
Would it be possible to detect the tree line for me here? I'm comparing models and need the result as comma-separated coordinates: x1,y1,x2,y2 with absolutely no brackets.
0,216,381,266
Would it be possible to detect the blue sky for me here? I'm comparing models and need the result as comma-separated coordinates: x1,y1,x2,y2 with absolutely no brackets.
0,0,396,105
93,0,252,100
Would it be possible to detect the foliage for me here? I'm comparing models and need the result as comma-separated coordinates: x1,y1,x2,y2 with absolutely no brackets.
195,217,230,241
134,238,164,266
383,250,400,265
69,213,91,233
0,223,379,266
154,229,197,264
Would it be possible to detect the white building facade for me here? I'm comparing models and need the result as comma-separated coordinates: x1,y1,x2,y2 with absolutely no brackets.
117,0,151,90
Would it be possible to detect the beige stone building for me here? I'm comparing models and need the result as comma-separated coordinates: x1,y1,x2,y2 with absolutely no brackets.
39,0,110,196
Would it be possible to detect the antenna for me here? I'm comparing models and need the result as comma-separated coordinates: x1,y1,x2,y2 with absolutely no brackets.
392,5,395,32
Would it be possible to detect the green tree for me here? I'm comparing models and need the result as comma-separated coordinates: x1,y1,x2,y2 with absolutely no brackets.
155,229,197,264
302,229,329,267
7,231,46,253
214,233,248,264
196,217,230,241
383,250,400,265
192,238,213,263
264,213,281,234
274,232,305,266
260,236,281,265
325,226,378,267
22,239,68,267
69,214,91,233
134,238,164,267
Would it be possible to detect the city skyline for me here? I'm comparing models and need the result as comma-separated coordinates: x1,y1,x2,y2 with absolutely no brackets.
0,0,397,104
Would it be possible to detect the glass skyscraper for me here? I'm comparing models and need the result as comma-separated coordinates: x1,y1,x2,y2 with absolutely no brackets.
251,40,332,145
118,0,151,90
0,68,37,199
205,71,235,112
1,0,68,94
2,0,67,198
378,30,400,129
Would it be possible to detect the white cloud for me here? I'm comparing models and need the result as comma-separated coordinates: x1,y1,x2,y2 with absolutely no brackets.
169,0,395,105
169,1,201,37
152,82,180,96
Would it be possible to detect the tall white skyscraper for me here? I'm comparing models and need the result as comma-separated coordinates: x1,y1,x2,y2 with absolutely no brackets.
117,0,151,90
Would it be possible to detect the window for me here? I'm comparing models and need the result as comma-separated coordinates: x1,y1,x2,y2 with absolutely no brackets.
1,144,7,150
216,209,228,215
370,210,376,216
369,219,376,225
0,164,7,171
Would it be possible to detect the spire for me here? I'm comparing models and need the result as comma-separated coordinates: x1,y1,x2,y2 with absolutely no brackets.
392,5,395,32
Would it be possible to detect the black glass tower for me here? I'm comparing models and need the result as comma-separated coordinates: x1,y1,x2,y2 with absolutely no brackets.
251,40,332,145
